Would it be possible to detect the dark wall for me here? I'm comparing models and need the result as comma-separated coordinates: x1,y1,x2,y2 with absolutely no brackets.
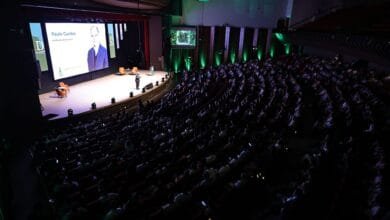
149,16,163,70
289,0,382,26
2,2,42,140
182,0,291,28
290,0,342,26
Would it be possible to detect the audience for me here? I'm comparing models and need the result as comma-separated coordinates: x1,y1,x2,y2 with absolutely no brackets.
30,55,389,220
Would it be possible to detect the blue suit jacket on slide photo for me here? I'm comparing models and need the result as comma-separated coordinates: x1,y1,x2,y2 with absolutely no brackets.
87,45,108,72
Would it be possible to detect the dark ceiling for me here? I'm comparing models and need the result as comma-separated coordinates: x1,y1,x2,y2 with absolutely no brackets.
92,0,171,10
19,0,174,14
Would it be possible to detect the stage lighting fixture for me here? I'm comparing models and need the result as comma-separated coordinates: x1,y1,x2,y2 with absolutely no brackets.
162,77,165,82
111,97,116,104
91,102,96,109
156,81,159,86
67,109,73,117
130,92,133,97
142,88,146,93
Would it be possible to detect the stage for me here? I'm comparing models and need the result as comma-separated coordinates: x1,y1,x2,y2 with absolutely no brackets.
39,70,168,120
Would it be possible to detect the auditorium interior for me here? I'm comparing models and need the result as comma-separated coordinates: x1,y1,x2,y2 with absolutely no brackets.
1,0,390,219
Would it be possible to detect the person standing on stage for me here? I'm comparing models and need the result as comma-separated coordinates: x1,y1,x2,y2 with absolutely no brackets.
135,73,141,90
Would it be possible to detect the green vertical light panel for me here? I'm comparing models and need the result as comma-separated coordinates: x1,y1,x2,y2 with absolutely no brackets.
186,58,191,71
229,50,236,63
275,33,285,42
270,44,275,58
184,50,191,71
215,52,222,67
242,48,248,62
174,57,180,73
285,43,291,55
172,49,182,73
199,50,206,69
257,48,262,60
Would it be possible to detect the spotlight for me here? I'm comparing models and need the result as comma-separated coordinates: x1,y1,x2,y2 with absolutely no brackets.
67,109,73,117
129,92,133,97
91,102,96,109
111,97,116,104
156,81,159,86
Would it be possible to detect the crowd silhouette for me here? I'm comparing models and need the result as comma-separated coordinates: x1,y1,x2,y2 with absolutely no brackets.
30,55,389,220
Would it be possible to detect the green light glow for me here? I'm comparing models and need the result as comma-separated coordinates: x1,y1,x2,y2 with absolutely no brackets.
174,60,179,73
285,43,291,55
275,33,285,42
229,51,236,63
173,51,181,73
185,56,191,71
243,48,248,62
215,53,221,66
257,49,262,60
200,51,206,69
270,45,275,58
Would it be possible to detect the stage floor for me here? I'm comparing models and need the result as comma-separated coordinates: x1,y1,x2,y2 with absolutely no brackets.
39,70,167,120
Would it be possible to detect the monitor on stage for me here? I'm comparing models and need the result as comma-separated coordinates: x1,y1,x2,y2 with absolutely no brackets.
45,23,109,80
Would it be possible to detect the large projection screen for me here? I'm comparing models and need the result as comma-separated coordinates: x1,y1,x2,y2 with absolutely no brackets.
45,23,109,80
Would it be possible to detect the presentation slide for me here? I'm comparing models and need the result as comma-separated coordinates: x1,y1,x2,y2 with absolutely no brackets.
45,23,108,80
170,27,196,48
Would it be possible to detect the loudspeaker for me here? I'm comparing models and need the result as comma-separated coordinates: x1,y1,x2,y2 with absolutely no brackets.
67,109,73,117
144,83,153,90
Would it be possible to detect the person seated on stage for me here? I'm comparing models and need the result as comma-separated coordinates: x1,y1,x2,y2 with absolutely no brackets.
56,82,70,98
